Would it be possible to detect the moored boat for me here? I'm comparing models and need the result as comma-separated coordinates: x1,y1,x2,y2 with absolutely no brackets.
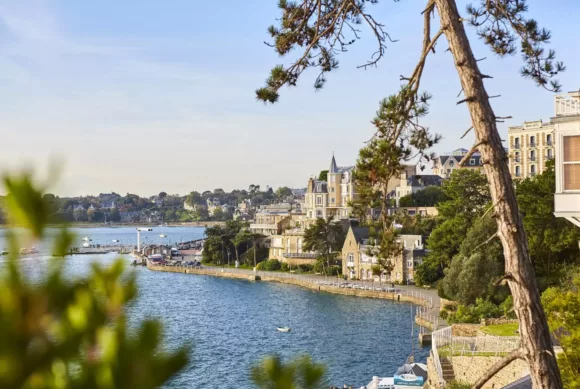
277,327,291,333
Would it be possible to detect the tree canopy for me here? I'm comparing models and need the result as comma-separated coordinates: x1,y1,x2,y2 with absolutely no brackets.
399,186,448,208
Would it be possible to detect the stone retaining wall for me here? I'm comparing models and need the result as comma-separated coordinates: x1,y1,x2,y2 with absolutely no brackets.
451,324,481,337
415,316,434,331
147,264,429,307
481,318,519,326
451,356,529,389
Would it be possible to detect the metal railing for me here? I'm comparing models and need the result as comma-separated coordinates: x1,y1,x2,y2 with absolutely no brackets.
431,326,521,387
555,93,580,116
282,252,318,259
432,326,451,388
415,307,439,330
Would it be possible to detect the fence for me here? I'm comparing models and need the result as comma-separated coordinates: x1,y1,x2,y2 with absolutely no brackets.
431,326,521,388
432,326,451,387
153,263,434,308
415,306,439,331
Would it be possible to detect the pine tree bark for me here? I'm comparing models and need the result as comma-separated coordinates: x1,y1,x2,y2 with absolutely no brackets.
434,0,563,387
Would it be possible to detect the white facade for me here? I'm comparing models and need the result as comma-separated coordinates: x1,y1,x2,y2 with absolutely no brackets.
553,92,580,228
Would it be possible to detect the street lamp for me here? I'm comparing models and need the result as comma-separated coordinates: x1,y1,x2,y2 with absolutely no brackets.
136,228,153,252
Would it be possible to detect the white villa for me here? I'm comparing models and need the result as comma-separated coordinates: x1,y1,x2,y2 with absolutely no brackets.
553,92,580,228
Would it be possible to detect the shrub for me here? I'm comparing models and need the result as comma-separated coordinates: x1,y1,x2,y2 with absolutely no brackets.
439,310,449,320
296,264,314,273
256,259,281,271
281,262,289,272
499,295,516,318
446,298,502,324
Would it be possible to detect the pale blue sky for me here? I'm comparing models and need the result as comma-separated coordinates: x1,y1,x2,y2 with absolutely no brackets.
0,0,578,196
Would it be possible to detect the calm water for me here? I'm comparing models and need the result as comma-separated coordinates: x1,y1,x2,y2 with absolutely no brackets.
0,227,429,388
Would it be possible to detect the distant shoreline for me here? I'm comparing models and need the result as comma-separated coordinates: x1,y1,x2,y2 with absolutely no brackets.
0,221,223,229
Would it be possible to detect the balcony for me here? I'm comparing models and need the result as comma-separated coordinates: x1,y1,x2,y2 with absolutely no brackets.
529,156,536,161
282,253,318,259
530,142,536,148
513,144,521,149
555,93,580,117
250,223,277,230
547,140,553,146
514,157,520,162
346,261,355,267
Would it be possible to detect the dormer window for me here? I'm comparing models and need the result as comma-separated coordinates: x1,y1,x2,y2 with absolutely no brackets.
469,158,476,165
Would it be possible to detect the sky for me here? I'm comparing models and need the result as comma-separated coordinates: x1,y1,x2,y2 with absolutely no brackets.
0,0,578,197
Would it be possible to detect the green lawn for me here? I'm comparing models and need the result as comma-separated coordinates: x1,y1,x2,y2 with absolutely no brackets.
480,323,519,336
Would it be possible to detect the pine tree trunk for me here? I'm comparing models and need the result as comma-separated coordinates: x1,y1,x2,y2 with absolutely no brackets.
434,0,562,387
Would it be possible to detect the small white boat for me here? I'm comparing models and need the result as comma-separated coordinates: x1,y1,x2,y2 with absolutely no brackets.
112,239,120,243
159,234,167,238
82,237,92,242
277,327,291,333
82,243,91,248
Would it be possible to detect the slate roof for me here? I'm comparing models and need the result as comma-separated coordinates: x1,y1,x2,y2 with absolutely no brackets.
312,180,328,193
502,375,532,389
352,227,370,244
407,175,443,187
330,155,339,173
395,363,428,380
337,166,354,174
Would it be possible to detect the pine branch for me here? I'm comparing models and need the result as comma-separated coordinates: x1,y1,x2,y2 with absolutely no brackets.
471,349,525,389
460,126,474,139
459,141,485,166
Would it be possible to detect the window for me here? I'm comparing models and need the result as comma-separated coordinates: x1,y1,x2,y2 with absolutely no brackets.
286,239,290,252
515,152,520,162
547,134,552,146
449,160,455,167
531,165,536,176
515,166,521,177
530,135,536,147
347,253,354,263
331,198,335,203
563,136,580,190
316,210,322,217
330,187,335,192
298,239,302,253
469,158,475,165
316,196,322,205
530,150,536,161
330,175,335,183
446,169,451,174
514,137,520,148
547,149,553,159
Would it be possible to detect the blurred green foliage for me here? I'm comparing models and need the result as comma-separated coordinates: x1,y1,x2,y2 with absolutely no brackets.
251,355,326,389
0,173,189,388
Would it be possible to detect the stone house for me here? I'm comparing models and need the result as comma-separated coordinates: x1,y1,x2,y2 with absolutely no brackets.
394,173,443,206
304,155,356,220
508,120,555,179
341,225,425,283
432,148,485,179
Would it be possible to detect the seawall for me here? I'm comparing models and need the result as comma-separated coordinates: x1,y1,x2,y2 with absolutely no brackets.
146,263,430,308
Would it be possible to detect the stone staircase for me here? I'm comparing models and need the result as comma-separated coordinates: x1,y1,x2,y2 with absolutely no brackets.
440,357,456,383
